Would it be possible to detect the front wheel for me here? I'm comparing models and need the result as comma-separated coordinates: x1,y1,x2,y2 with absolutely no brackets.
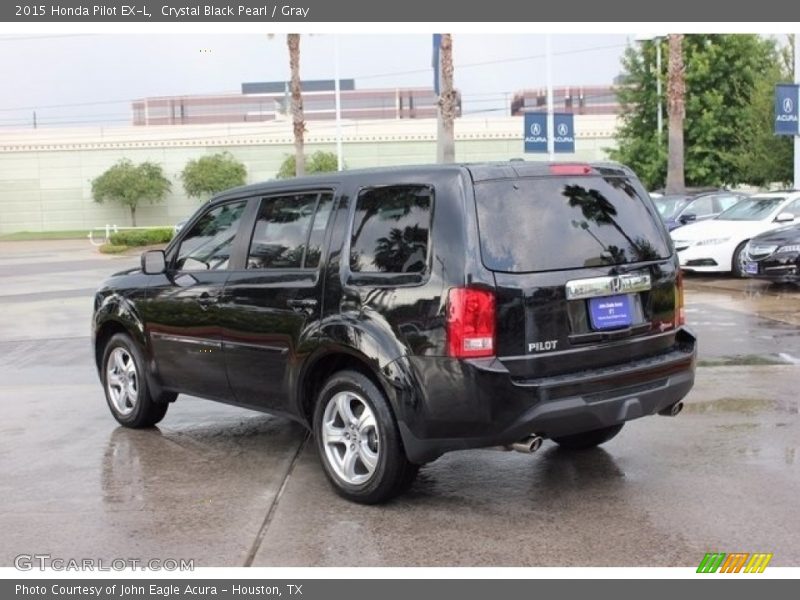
101,333,169,428
731,241,749,278
313,370,418,504
552,424,624,450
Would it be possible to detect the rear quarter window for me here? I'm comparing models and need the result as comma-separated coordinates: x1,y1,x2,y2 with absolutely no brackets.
349,185,433,274
474,176,670,273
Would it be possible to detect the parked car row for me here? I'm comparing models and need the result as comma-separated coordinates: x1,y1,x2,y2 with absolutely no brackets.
654,190,748,231
653,188,800,282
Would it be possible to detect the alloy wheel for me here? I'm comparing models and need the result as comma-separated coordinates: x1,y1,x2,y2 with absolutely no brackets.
321,391,380,485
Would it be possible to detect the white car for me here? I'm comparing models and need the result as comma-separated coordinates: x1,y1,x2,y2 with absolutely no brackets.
671,192,800,276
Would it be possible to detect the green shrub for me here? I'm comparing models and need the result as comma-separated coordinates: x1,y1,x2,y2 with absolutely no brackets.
109,227,173,247
99,244,129,254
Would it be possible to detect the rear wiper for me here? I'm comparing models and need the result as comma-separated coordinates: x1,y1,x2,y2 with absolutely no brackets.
609,259,666,274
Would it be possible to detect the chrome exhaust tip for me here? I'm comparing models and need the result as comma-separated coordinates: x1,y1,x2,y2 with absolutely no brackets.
511,434,544,454
658,401,684,417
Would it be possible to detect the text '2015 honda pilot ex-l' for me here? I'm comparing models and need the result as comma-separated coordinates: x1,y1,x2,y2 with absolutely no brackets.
93,162,696,503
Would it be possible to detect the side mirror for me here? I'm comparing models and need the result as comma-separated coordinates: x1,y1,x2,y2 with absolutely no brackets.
679,213,697,224
141,250,166,275
775,212,795,223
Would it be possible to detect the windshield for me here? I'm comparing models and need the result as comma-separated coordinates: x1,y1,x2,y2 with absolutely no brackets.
654,197,689,219
716,197,784,221
474,176,671,273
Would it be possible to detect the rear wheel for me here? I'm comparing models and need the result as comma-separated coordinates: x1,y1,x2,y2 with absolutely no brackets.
102,333,169,428
552,424,624,450
313,370,418,504
731,241,748,278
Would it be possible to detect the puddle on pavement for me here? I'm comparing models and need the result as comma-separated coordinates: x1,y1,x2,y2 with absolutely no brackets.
697,354,791,367
684,397,778,415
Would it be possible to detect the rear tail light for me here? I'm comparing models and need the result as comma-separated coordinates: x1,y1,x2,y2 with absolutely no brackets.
674,270,686,327
446,288,496,358
549,164,592,176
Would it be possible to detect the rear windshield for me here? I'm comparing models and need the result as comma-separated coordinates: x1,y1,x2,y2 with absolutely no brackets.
475,176,671,273
716,197,783,221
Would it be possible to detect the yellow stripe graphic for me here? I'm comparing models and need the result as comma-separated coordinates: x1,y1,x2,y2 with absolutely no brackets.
744,553,773,573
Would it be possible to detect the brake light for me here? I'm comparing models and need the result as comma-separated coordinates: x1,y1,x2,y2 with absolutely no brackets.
549,164,592,176
446,288,495,358
675,270,686,327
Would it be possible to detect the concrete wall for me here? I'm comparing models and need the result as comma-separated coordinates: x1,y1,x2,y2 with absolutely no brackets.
0,115,618,234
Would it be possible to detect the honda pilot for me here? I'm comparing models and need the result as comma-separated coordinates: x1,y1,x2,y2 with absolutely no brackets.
92,162,696,503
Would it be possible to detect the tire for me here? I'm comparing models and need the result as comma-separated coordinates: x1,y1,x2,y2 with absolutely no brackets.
731,241,748,278
552,424,624,451
101,333,169,428
313,370,418,504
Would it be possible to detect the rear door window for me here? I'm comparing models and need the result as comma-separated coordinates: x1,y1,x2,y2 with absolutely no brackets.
474,176,670,273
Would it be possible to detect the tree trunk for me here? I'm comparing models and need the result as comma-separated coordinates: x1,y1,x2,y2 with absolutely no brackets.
130,205,137,227
437,34,456,163
665,34,685,194
287,34,306,177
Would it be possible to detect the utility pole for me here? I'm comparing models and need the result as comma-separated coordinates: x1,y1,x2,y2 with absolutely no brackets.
334,34,343,171
32,111,37,129
795,33,800,190
546,34,555,160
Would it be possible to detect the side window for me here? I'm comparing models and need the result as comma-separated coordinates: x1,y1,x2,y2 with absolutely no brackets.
688,196,714,216
350,185,433,274
715,195,741,213
247,192,333,269
782,198,800,218
175,200,247,271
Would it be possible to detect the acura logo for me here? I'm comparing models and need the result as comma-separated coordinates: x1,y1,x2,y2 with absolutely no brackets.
557,123,569,136
784,97,794,114
530,123,542,136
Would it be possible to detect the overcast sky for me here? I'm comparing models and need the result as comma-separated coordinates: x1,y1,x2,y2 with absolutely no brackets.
0,33,634,129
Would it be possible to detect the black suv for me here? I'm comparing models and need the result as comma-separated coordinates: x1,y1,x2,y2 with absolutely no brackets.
93,162,696,503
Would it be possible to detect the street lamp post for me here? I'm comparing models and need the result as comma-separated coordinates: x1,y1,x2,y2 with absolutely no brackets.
795,32,799,190
635,34,665,143
546,34,555,160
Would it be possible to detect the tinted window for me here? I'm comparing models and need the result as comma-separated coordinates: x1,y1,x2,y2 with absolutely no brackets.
305,194,334,268
475,177,670,273
247,192,333,269
176,201,247,271
350,185,432,274
717,197,784,221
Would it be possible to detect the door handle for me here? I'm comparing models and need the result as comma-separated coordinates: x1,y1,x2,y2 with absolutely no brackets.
287,298,318,311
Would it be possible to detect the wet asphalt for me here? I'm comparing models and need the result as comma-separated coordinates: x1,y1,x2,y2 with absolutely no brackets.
0,240,798,567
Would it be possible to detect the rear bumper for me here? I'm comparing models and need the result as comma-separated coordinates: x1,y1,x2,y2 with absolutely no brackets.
395,329,697,463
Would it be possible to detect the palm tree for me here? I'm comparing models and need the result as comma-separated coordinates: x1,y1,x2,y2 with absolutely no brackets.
287,34,306,177
437,34,456,163
665,34,685,194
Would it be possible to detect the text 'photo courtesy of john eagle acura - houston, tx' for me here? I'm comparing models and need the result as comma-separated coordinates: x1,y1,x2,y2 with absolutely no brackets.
92,162,696,503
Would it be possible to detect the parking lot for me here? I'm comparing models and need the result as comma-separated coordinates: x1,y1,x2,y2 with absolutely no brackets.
1,239,799,567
